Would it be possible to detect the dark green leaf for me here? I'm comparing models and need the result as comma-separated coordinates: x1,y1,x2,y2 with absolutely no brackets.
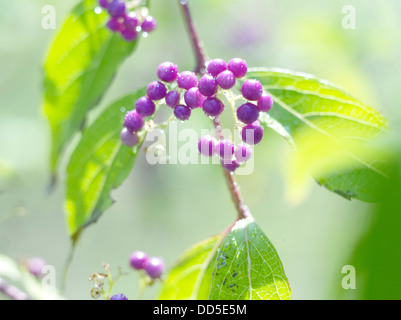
43,0,139,175
65,89,146,238
249,69,389,202
209,217,292,300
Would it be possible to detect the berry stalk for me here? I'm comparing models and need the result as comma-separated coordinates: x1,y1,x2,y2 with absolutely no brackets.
178,0,208,74
213,117,252,221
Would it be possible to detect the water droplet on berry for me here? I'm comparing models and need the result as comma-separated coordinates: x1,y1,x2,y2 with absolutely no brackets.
140,7,149,17
142,32,149,38
136,26,142,32
94,7,102,14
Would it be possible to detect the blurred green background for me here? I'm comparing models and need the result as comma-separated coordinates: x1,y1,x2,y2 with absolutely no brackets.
0,0,400,300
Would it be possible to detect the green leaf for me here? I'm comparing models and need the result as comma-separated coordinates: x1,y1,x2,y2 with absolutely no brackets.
65,89,146,238
43,0,139,176
0,255,63,300
248,68,389,202
158,233,225,300
209,217,292,300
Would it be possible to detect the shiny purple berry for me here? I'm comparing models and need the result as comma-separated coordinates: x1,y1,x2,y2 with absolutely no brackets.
241,79,263,101
257,93,273,112
135,96,156,117
241,122,264,145
157,62,179,83
27,257,46,278
203,98,224,117
177,71,198,90
237,103,260,124
174,105,191,121
147,81,167,101
121,128,139,147
207,59,227,77
216,140,234,160
121,29,138,42
99,0,109,9
145,257,165,279
123,13,139,32
141,16,157,32
106,17,123,32
124,110,144,132
107,0,126,18
216,70,236,90
130,251,148,270
184,88,205,109
198,136,217,157
165,90,180,108
198,74,218,97
228,58,248,78
222,158,241,172
110,294,128,300
235,144,252,163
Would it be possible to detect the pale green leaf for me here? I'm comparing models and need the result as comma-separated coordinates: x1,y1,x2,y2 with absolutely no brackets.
43,0,139,175
248,69,389,202
158,234,224,300
65,89,146,238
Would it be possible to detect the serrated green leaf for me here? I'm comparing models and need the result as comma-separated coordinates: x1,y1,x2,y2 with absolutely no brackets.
209,217,291,300
249,68,389,202
158,233,225,300
43,0,139,176
65,89,145,238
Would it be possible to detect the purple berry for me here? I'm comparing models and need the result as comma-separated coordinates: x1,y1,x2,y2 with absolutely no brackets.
141,16,157,32
106,17,123,32
147,81,167,101
235,144,252,163
130,251,148,270
135,96,156,117
121,128,139,147
198,135,217,157
216,70,236,90
110,294,128,300
257,93,273,112
177,71,198,90
121,29,138,42
241,80,263,101
157,62,179,83
203,98,224,117
27,257,46,278
207,59,227,77
145,257,165,279
99,0,109,9
198,74,218,97
123,12,139,32
228,58,248,78
124,110,144,132
222,158,240,172
216,140,234,160
241,122,264,145
174,105,191,121
237,103,260,124
165,90,180,108
107,0,126,18
184,88,206,109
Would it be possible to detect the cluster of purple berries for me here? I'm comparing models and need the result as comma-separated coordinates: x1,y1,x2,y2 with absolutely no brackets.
130,250,165,279
121,58,273,172
99,0,157,42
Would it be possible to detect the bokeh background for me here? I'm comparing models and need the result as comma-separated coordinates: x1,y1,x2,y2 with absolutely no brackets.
0,0,400,300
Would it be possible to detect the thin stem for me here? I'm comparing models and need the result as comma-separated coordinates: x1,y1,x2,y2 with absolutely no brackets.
213,117,252,220
178,0,208,74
